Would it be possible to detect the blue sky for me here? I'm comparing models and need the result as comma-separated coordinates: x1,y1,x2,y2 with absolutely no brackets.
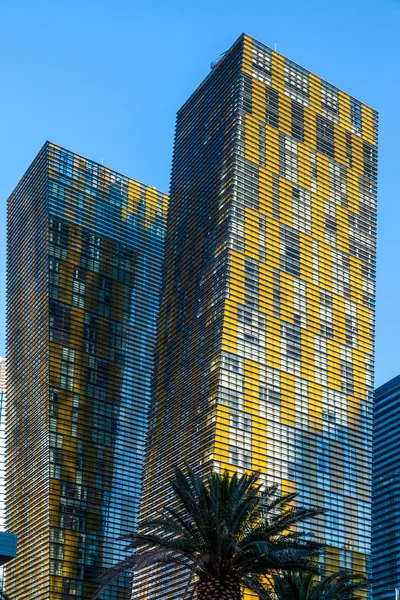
0,0,398,386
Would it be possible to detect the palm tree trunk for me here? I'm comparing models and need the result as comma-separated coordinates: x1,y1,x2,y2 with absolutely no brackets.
197,575,242,600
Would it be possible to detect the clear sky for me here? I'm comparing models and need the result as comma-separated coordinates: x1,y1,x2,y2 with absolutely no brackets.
0,0,398,387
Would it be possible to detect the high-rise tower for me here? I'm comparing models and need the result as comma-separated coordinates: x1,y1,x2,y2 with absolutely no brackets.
0,357,7,590
372,375,400,600
0,358,6,534
136,34,377,598
6,143,168,599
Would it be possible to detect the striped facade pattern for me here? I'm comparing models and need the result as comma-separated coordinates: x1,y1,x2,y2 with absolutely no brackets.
135,34,377,599
6,143,168,599
372,375,400,600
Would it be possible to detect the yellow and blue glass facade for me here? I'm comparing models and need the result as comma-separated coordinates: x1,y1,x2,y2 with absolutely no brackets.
6,142,168,599
372,374,400,600
135,33,377,598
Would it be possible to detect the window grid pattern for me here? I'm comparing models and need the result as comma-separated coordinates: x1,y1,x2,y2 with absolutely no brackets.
372,377,400,600
135,33,377,600
6,143,168,599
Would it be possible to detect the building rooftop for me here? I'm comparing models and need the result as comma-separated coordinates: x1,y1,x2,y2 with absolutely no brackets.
375,373,400,398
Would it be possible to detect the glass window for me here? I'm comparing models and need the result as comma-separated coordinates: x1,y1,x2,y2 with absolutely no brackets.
72,267,86,308
284,61,309,105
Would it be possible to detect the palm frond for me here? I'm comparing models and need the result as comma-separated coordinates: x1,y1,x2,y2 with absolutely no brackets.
243,574,273,599
97,466,324,595
271,569,370,600
162,505,200,539
182,571,195,600
92,550,188,599
128,516,199,552
171,466,214,546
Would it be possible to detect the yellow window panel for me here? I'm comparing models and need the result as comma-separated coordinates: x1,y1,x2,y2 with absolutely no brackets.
266,348,281,371
351,135,364,174
326,547,341,575
258,168,273,216
346,168,360,213
242,35,253,75
281,478,297,496
309,74,322,114
145,186,159,227
361,104,376,145
213,445,230,465
271,51,285,88
352,551,366,574
221,335,237,354
127,178,141,215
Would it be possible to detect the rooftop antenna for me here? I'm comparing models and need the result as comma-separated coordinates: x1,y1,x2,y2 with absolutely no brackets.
274,41,277,51
101,158,104,165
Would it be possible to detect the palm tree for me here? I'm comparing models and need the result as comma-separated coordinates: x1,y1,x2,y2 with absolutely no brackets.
93,466,322,599
266,569,369,600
